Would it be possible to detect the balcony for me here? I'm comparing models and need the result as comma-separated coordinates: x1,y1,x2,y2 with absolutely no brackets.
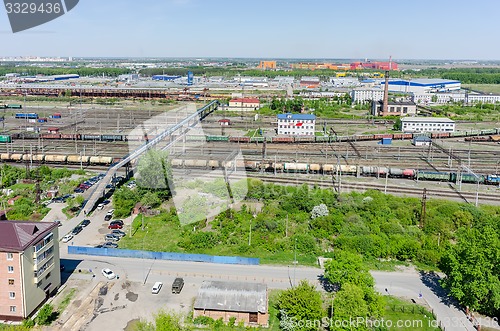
33,257,55,284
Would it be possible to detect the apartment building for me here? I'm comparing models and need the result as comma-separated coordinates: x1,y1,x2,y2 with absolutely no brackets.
0,221,60,321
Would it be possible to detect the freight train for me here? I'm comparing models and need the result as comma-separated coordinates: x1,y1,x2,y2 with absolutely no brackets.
170,159,500,186
0,153,114,166
2,128,499,145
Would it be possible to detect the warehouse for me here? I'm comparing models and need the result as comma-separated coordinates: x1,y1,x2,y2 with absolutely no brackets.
381,79,461,94
401,117,455,133
193,281,268,327
371,100,417,117
228,97,260,111
277,113,316,136
351,88,384,104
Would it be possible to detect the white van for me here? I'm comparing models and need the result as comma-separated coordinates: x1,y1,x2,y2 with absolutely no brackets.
152,282,163,294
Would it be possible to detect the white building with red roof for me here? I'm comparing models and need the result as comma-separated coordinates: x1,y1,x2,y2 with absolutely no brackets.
228,97,260,111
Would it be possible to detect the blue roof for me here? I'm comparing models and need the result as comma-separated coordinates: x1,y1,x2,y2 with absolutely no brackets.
277,113,316,120
382,79,460,87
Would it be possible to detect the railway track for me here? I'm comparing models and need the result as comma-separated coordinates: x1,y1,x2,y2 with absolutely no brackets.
172,169,500,205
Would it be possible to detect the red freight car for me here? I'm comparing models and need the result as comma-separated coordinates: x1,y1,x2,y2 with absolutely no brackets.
373,134,393,140
41,134,61,139
60,134,81,140
272,137,294,143
229,136,250,143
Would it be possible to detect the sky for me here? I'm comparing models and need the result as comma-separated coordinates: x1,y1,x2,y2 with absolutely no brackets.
1,0,500,60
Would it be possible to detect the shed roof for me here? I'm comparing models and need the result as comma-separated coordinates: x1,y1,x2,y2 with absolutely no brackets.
0,221,57,252
194,281,267,313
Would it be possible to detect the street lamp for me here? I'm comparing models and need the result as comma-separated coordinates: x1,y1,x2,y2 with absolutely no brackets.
293,238,297,287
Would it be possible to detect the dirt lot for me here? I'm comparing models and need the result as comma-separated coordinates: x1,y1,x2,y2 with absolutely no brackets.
47,274,197,331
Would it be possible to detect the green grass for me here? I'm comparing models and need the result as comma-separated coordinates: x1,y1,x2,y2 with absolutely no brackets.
58,288,76,313
463,84,500,94
382,296,440,331
118,213,319,266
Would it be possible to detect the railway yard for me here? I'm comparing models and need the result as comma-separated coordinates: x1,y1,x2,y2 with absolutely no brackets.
0,98,499,205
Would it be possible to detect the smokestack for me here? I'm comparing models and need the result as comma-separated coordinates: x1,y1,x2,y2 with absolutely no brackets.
382,70,389,115
389,55,392,71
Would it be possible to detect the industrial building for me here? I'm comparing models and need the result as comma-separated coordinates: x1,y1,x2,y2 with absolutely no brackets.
152,75,181,81
228,97,261,111
300,76,320,88
257,61,276,70
401,117,455,133
193,281,268,327
371,100,417,117
351,88,384,104
380,79,461,94
277,113,316,136
0,221,61,321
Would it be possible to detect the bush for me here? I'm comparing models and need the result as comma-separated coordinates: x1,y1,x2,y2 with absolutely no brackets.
35,304,56,326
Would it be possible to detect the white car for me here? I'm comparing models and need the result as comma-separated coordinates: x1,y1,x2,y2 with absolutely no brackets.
97,203,105,210
62,234,73,243
152,281,163,294
101,268,116,280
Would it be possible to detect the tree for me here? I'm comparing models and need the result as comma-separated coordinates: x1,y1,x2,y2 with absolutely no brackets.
393,117,402,131
324,251,373,290
331,283,369,330
277,280,324,331
311,204,329,219
136,150,171,192
439,226,500,316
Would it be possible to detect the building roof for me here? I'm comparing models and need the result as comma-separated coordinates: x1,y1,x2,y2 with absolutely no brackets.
230,98,260,103
194,281,267,314
0,221,57,252
277,113,316,121
383,79,460,87
401,117,455,123
413,136,432,142
377,100,416,106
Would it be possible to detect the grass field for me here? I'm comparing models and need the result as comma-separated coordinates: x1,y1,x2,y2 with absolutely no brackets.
382,296,440,331
463,84,500,94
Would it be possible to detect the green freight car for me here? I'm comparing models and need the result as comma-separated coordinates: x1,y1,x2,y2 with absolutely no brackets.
450,173,485,184
206,135,229,142
0,135,11,143
417,171,450,181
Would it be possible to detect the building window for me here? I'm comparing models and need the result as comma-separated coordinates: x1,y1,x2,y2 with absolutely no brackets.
7,253,13,260
249,312,258,323
9,292,15,299
8,279,14,285
8,266,14,273
10,306,16,313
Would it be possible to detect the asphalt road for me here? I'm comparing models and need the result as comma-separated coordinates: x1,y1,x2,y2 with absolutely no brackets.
372,271,477,331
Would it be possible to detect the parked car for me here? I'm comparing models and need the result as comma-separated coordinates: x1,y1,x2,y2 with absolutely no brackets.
74,188,84,193
104,234,120,242
101,268,116,280
53,220,62,227
81,219,91,227
110,220,123,226
62,234,73,243
102,200,111,205
108,223,123,229
152,282,163,294
104,214,112,221
172,278,184,294
71,226,83,235
97,203,105,210
102,242,118,248
111,229,126,237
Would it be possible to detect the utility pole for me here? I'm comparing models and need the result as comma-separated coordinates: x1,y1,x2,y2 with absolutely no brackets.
420,188,427,228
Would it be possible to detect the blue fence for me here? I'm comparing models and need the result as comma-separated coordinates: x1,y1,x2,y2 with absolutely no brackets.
68,246,259,265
